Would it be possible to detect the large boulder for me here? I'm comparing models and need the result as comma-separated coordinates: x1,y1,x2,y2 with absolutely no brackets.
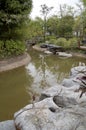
0,120,16,130
14,98,58,130
14,97,86,130
70,65,86,77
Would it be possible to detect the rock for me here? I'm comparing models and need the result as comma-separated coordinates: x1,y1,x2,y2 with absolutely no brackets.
44,50,52,54
57,52,72,57
33,45,47,52
70,66,86,77
53,95,77,107
14,65,86,130
40,44,64,54
0,120,16,130
40,84,81,102
14,97,86,130
62,78,79,87
14,98,58,130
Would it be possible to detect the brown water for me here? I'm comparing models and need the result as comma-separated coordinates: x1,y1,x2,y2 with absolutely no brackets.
0,49,86,121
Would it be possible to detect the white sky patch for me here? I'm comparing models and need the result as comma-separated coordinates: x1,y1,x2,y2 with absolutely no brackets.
31,0,80,19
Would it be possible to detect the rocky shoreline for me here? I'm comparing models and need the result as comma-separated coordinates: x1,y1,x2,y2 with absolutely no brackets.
33,45,86,58
0,53,31,72
0,65,86,130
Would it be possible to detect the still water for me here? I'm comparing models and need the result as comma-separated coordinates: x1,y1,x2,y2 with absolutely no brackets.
0,49,86,121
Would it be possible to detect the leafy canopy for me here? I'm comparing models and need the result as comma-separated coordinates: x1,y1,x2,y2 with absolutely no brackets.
0,0,32,40
0,0,32,25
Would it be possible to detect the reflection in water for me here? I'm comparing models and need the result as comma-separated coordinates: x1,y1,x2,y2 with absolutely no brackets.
0,49,86,121
26,51,86,97
26,61,58,94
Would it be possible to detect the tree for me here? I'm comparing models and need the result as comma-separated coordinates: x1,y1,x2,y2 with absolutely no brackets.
73,16,82,37
26,17,43,41
57,15,74,38
76,0,86,39
80,0,86,6
58,4,76,18
0,0,32,40
40,4,53,42
47,15,59,36
81,0,86,38
55,4,75,38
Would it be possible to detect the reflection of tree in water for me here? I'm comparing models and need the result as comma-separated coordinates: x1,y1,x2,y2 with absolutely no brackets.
26,54,58,97
39,54,52,88
26,51,86,98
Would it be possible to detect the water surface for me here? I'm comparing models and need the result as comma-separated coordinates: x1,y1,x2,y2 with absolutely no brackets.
0,49,86,121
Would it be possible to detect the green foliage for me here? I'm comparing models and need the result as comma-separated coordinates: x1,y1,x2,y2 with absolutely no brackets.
0,0,32,40
0,40,25,58
48,37,78,49
45,35,56,41
48,38,57,44
58,15,74,38
0,0,32,25
25,18,44,43
47,15,59,36
68,38,78,48
55,38,67,47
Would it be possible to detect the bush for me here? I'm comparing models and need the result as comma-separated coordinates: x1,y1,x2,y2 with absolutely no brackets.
42,37,78,50
48,39,57,44
68,38,78,49
0,40,25,58
55,38,67,47
46,35,56,41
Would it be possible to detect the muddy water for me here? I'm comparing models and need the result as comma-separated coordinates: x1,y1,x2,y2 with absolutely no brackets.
0,49,86,121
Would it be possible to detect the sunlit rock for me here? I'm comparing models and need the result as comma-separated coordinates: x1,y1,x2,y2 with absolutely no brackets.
62,78,79,87
57,52,72,57
0,120,16,130
14,98,58,130
44,50,53,54
70,66,86,77
14,97,86,130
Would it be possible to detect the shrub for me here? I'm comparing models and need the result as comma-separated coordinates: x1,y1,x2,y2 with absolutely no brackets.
46,35,56,41
0,40,25,58
48,39,57,44
68,38,78,49
55,38,67,47
47,37,78,50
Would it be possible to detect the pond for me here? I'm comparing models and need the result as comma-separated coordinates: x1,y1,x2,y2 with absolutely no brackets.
0,48,86,121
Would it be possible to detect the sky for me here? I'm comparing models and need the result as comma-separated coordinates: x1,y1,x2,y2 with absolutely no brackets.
30,0,80,19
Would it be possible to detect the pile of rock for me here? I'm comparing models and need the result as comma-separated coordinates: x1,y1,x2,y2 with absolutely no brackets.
33,45,72,57
14,65,86,130
0,65,86,130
